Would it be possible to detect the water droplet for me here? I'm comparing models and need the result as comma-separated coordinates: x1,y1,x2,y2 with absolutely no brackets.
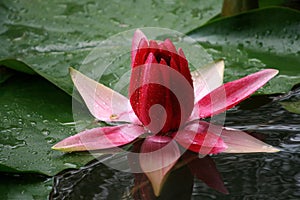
257,42,263,48
282,28,287,33
3,117,9,123
265,30,272,36
64,163,77,168
30,121,37,126
18,118,23,125
41,129,50,136
46,137,56,144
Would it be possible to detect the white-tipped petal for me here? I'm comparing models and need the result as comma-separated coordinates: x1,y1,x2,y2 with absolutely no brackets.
70,68,140,123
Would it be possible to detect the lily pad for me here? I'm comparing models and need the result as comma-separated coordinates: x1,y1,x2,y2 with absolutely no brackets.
0,74,95,175
0,67,14,84
0,0,222,95
188,7,300,94
0,174,52,200
280,101,300,114
0,59,36,75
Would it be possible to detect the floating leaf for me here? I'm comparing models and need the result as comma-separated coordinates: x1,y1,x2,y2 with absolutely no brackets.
0,75,95,175
280,101,300,114
0,0,222,95
189,7,300,94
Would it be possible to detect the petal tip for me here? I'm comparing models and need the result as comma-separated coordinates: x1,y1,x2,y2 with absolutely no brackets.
152,178,164,196
134,29,146,38
264,145,281,153
133,29,148,46
51,138,83,152
270,69,279,76
51,144,59,150
262,68,279,78
69,67,79,82
69,67,76,74
51,143,68,152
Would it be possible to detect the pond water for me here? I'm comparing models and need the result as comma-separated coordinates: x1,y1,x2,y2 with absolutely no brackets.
50,89,300,200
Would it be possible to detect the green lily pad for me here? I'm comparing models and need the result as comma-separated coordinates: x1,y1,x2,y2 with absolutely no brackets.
0,59,36,75
280,101,300,114
188,7,300,94
0,67,14,85
0,0,222,95
259,0,286,8
0,74,95,175
0,174,52,200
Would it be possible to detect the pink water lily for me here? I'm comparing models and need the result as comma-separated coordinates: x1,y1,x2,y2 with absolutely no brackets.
52,29,279,196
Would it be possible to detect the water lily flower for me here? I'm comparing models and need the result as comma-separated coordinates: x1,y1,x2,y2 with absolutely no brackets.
52,29,279,196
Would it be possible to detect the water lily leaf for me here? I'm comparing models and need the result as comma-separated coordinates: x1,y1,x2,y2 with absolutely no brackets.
188,7,300,94
0,67,14,84
0,59,36,75
280,101,300,114
259,0,286,8
0,174,52,200
0,0,222,95
0,75,95,175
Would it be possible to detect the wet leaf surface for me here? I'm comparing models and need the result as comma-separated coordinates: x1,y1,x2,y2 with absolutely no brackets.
0,0,222,95
0,74,95,176
0,173,52,200
189,7,300,94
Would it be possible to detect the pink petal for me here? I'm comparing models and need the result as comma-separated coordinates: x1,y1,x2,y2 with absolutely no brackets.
194,121,280,153
192,60,225,104
183,153,228,194
131,29,148,67
195,69,278,119
139,136,180,196
51,124,145,152
163,38,177,54
220,127,280,153
70,68,140,124
173,121,227,155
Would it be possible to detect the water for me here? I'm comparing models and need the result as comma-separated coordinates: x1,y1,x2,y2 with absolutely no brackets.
50,92,300,199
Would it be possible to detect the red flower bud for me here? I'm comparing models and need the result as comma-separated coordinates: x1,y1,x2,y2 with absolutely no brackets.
129,30,194,134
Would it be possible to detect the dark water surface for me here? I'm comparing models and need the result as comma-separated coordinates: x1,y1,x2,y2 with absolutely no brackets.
50,92,300,200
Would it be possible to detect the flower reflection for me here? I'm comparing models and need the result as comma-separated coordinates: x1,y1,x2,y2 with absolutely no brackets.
130,141,228,199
